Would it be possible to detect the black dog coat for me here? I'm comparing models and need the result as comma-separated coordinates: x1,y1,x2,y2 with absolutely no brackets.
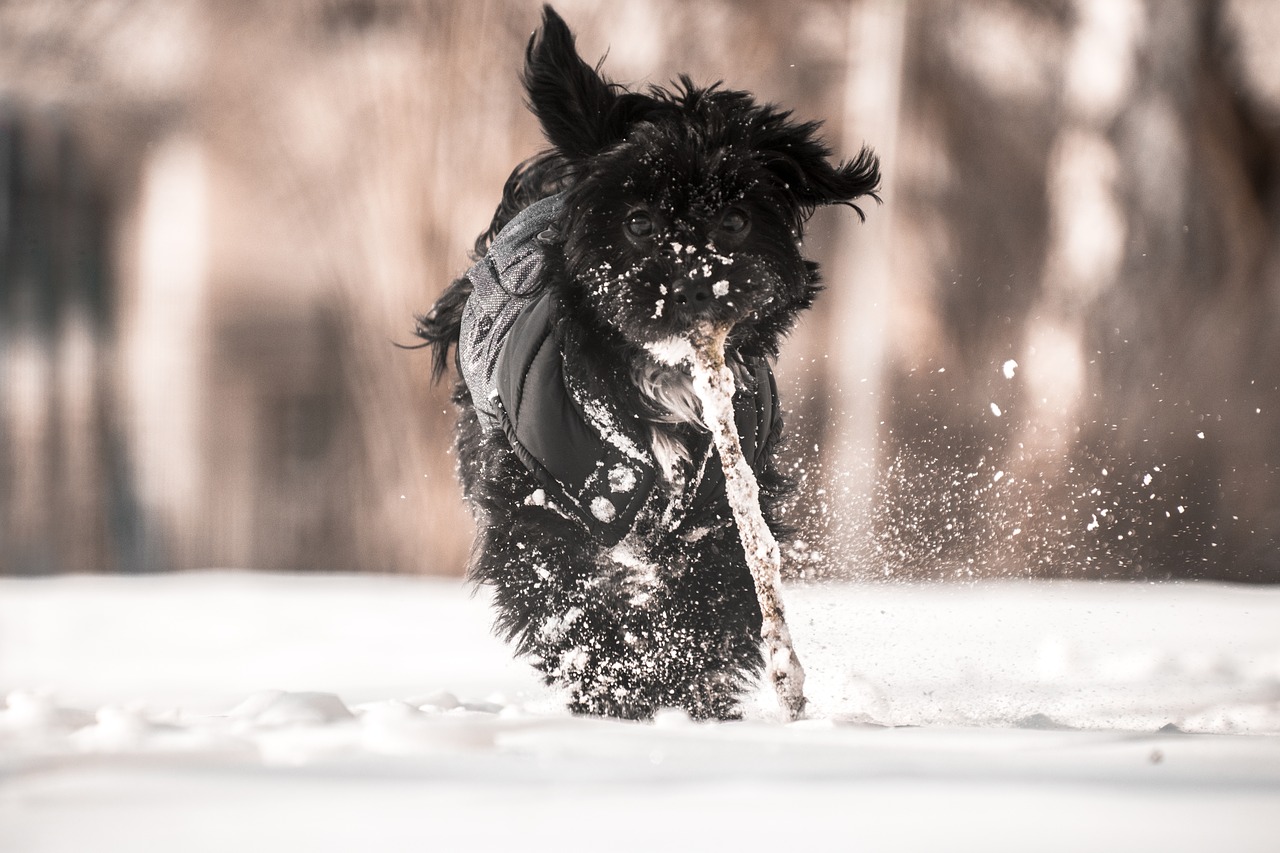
458,193,780,547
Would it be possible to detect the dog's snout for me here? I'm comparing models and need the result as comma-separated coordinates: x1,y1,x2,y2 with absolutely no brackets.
671,277,712,307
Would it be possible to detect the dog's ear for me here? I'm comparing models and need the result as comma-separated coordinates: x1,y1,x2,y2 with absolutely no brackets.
523,6,650,160
753,113,882,220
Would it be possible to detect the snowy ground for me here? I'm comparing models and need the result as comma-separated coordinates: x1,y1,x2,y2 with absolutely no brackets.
2,570,1278,852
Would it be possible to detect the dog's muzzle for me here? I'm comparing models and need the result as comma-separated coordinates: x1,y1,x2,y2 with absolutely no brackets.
670,276,712,310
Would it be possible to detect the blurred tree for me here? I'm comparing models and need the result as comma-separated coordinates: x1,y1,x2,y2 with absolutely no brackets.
0,0,1276,580
845,0,1280,581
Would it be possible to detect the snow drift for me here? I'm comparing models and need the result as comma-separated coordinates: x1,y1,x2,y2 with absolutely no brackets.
1,571,1278,852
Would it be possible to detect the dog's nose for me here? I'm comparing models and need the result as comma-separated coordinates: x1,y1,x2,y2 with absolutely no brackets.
670,277,712,307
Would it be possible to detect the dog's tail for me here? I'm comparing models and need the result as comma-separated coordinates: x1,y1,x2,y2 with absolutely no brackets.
474,151,571,259
412,152,568,382
412,274,471,381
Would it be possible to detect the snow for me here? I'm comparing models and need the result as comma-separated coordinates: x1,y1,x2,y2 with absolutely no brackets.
644,333,698,368
608,465,637,493
573,393,648,463
589,495,617,523
2,570,1279,852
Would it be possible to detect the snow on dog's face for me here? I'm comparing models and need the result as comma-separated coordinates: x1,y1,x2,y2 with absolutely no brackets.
562,103,814,345
523,6,880,352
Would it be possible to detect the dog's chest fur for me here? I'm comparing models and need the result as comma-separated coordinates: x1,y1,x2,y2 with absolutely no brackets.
632,356,751,490
632,360,703,486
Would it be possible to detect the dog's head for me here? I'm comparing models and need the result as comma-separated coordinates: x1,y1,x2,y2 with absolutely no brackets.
523,6,879,354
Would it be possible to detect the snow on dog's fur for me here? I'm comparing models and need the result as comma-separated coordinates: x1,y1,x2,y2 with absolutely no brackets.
416,5,878,720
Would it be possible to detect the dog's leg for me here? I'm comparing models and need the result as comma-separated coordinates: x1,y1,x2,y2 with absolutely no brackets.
475,508,761,719
647,534,765,719
462,451,658,719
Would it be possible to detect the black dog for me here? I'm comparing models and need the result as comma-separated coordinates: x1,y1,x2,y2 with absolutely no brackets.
417,6,878,720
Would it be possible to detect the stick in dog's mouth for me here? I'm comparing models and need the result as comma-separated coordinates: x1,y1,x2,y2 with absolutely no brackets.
647,323,808,721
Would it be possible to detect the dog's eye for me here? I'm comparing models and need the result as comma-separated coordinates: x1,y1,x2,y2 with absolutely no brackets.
720,208,749,234
624,212,654,239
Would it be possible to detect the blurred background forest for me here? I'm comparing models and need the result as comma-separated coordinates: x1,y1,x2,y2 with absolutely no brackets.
1,0,1278,581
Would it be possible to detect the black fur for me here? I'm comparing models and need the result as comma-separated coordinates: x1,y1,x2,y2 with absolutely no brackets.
416,6,879,720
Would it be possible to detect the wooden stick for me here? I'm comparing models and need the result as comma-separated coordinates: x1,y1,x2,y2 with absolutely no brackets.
650,325,808,720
